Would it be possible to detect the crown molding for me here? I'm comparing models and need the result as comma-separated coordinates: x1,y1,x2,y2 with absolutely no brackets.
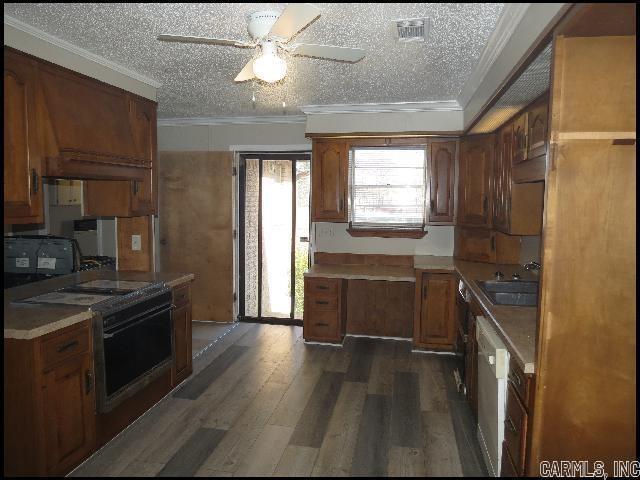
4,14,162,89
301,100,462,115
158,114,307,127
456,3,531,109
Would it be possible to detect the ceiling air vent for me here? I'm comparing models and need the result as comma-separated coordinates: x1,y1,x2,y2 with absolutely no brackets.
395,17,430,42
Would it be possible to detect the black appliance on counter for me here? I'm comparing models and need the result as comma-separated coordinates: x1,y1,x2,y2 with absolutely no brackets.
4,235,115,289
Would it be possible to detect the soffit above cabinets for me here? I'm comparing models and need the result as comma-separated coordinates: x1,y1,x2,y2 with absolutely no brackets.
469,42,552,135
4,3,504,119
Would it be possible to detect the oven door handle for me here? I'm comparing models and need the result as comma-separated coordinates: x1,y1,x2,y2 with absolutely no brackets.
103,304,175,338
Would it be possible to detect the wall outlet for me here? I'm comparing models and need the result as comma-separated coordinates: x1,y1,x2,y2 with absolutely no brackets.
131,234,142,251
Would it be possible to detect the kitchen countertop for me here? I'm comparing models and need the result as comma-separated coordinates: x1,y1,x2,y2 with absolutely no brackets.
305,256,538,374
4,270,195,340
453,260,538,374
304,264,416,282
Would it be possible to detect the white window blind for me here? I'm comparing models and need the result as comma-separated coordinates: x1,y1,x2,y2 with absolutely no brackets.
349,147,426,229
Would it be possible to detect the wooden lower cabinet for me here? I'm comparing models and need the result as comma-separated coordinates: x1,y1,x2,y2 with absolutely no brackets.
4,321,96,477
503,357,535,477
413,272,456,350
42,351,96,475
303,277,347,343
171,282,193,387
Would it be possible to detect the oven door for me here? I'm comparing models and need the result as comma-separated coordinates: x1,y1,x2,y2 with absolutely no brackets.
95,301,174,412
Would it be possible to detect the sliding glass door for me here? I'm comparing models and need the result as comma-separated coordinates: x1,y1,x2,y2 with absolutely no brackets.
238,153,310,323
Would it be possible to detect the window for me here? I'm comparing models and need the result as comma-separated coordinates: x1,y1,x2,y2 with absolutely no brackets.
349,147,427,231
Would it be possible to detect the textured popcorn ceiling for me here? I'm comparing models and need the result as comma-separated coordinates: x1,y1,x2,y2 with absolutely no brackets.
4,3,504,118
470,42,552,134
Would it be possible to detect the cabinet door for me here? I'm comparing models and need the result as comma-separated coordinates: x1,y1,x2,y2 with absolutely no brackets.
454,227,496,263
415,273,456,348
38,63,140,164
311,140,348,222
4,49,44,224
458,135,493,227
42,353,95,475
172,302,193,385
428,141,456,224
512,113,528,165
131,168,156,215
128,97,156,167
527,101,548,159
493,124,513,233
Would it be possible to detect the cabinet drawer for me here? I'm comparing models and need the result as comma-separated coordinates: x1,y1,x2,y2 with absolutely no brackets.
41,325,90,371
508,357,532,408
307,294,338,311
172,283,191,308
305,310,339,340
306,277,339,295
504,382,528,476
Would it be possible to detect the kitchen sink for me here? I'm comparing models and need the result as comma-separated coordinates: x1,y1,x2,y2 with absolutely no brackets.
477,280,539,306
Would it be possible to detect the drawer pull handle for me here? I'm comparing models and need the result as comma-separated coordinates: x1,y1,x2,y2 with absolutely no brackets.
315,322,329,327
315,300,329,305
506,415,518,434
57,340,79,353
316,286,329,290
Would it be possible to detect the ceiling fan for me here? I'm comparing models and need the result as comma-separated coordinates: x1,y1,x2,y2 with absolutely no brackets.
157,3,365,83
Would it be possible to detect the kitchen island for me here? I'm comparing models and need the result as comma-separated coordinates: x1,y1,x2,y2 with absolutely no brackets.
4,270,194,477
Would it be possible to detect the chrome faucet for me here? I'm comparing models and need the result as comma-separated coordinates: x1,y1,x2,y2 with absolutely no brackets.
523,261,541,271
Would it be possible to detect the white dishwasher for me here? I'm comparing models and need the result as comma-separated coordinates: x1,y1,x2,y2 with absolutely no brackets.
476,316,510,477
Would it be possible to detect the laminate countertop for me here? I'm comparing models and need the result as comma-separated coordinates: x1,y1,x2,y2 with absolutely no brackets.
304,264,416,282
4,270,195,340
453,260,538,374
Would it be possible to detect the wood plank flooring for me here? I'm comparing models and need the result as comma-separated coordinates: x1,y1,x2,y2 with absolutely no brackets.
70,324,488,477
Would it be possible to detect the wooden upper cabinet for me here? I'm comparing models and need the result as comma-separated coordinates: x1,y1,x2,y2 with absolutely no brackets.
4,49,44,224
428,141,456,224
312,139,348,222
458,135,494,228
128,96,156,166
38,63,139,164
527,100,548,159
414,272,456,349
512,113,528,165
493,124,513,233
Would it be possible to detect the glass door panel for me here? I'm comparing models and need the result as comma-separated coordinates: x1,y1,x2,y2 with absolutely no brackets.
294,160,311,319
261,160,293,318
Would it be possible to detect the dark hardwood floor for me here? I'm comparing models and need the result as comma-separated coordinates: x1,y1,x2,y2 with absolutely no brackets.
70,323,488,477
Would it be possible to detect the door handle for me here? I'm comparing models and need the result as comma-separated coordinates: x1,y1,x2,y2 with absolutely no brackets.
491,235,496,251
133,180,139,194
482,195,487,214
56,340,79,353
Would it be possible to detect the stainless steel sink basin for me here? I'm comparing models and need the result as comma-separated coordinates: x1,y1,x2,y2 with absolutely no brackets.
477,280,539,306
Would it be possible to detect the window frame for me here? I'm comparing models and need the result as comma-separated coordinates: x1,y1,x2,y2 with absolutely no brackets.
347,144,429,238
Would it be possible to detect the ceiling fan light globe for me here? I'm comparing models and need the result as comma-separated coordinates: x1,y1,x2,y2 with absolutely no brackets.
253,51,287,83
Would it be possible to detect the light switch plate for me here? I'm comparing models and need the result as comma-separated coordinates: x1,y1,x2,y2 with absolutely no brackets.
131,234,142,251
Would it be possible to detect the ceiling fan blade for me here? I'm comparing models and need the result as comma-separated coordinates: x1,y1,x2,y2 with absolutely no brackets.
234,59,255,82
290,43,365,62
157,34,253,48
268,3,321,41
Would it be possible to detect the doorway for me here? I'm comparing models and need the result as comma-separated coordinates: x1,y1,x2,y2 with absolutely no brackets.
238,153,311,325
